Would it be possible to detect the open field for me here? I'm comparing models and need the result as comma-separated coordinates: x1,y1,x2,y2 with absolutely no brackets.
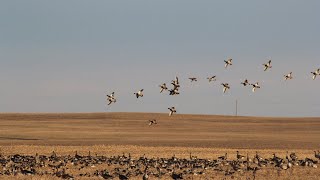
0,113,319,179
0,112,319,149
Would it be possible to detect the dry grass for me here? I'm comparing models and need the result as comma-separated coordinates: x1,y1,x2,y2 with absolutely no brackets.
0,145,319,180
0,112,319,179
0,112,319,149
0,145,317,159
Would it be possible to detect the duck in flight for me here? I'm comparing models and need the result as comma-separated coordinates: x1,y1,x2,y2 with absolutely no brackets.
241,79,250,86
168,107,177,116
134,89,144,98
169,88,180,95
170,76,180,95
251,82,261,92
311,68,320,80
224,58,233,68
263,60,272,71
148,119,157,126
171,76,180,89
207,76,217,82
106,92,116,105
159,83,168,93
221,83,230,93
189,77,197,82
284,72,293,80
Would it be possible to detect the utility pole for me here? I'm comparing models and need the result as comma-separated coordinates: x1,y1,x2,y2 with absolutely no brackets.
235,99,238,116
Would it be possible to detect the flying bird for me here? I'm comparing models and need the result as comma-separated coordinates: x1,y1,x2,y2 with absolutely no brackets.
169,88,180,95
170,76,180,95
189,77,197,82
106,92,116,105
221,83,230,93
134,89,144,98
284,72,293,80
251,82,261,92
159,83,168,93
241,79,250,86
224,58,233,68
263,60,272,71
148,119,157,126
207,76,217,82
171,76,180,89
168,107,177,116
311,68,320,80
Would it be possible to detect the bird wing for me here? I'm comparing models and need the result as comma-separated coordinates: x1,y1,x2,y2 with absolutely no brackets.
264,66,268,71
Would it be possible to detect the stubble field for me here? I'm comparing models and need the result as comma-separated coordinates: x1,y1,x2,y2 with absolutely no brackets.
0,113,319,179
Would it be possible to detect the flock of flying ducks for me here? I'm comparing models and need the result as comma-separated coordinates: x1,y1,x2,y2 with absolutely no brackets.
106,59,320,120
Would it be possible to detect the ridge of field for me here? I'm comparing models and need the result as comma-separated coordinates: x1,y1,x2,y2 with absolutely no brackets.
0,112,319,149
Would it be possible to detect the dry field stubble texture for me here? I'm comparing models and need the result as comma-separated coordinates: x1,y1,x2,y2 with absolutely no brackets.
0,113,319,179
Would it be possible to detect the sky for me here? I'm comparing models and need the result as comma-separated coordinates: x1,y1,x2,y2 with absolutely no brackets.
0,1,319,117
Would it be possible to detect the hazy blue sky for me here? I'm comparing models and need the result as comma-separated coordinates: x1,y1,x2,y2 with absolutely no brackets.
0,1,319,116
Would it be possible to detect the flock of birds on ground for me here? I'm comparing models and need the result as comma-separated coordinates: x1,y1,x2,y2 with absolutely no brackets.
0,151,319,179
106,59,319,122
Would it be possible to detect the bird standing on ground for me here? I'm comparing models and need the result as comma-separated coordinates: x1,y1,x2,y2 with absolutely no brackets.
263,60,272,71
236,151,245,160
224,58,233,68
218,153,228,161
134,89,144,98
168,107,177,116
221,83,230,93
